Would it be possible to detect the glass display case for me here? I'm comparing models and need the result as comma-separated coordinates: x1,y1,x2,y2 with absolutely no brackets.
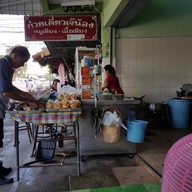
75,47,102,100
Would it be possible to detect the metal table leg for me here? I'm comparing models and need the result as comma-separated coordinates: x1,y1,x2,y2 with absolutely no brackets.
15,121,20,181
75,120,81,176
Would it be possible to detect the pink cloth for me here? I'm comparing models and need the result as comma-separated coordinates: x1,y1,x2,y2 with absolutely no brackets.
58,63,65,85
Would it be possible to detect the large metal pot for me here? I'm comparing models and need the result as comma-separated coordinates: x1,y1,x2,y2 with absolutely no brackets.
148,103,162,113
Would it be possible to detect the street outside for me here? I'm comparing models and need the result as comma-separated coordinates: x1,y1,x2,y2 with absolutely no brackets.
13,79,50,92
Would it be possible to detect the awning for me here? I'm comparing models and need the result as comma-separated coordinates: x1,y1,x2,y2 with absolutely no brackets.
44,40,101,59
32,48,50,61
32,48,74,75
44,13,101,60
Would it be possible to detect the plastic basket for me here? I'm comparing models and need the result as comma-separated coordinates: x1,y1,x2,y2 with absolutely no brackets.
161,134,192,192
36,140,56,160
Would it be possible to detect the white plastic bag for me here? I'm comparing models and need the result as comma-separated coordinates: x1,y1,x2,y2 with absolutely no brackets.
57,85,77,95
101,111,126,129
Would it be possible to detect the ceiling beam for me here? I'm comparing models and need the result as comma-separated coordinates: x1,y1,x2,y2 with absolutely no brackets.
0,0,25,7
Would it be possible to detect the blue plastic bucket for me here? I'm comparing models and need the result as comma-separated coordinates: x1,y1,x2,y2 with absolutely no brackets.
167,99,192,129
126,120,148,143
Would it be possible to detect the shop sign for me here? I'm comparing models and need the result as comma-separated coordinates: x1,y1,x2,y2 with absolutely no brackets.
24,15,97,41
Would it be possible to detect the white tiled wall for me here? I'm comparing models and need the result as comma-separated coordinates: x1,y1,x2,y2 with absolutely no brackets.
115,37,192,103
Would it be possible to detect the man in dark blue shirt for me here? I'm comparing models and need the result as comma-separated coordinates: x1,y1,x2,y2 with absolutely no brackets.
0,46,40,185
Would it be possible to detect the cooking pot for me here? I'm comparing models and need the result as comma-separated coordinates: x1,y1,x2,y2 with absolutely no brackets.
148,103,162,113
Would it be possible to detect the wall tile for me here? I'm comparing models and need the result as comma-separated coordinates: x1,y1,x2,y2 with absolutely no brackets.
116,36,192,102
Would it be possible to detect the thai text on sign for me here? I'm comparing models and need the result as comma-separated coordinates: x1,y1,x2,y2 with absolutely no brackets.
24,15,97,41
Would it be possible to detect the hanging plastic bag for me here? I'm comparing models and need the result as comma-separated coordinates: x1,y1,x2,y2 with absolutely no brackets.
101,111,126,129
101,110,126,143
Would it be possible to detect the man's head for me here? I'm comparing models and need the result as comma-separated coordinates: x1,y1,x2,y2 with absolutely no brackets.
8,46,30,69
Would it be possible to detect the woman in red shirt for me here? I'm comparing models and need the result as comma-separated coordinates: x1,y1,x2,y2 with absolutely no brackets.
101,65,124,94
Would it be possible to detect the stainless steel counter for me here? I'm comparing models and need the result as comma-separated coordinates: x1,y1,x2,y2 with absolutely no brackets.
81,99,141,106
79,100,141,158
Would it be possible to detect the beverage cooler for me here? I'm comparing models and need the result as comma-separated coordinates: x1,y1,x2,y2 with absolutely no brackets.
74,46,102,100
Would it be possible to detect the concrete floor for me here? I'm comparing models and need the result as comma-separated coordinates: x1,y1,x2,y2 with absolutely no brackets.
0,113,191,192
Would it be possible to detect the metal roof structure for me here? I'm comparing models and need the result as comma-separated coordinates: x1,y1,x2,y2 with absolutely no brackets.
0,0,149,61
0,0,43,15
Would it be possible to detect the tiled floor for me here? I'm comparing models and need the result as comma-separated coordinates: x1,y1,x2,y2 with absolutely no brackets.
137,126,191,175
0,113,191,192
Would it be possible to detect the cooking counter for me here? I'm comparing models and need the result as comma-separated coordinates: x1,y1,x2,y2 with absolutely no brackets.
81,99,141,105
79,99,141,158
